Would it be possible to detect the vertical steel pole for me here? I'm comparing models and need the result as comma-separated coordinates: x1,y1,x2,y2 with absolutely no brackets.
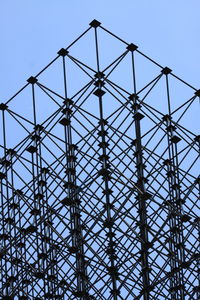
59,51,89,299
130,94,151,300
94,75,119,299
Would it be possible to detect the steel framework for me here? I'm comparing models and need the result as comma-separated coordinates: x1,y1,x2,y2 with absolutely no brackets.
0,20,199,300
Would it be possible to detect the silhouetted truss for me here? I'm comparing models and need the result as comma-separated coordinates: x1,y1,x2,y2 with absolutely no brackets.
0,20,199,300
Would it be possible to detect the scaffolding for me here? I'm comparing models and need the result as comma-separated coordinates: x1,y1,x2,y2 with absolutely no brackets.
0,20,199,299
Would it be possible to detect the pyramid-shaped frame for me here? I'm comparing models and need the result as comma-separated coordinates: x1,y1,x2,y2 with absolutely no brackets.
0,20,199,300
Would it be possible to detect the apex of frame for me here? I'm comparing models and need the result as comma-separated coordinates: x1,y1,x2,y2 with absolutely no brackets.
89,19,101,28
161,67,172,75
194,89,200,97
27,76,38,84
126,43,138,52
57,48,69,57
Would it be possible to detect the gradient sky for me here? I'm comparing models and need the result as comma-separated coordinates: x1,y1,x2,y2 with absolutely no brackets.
0,0,200,102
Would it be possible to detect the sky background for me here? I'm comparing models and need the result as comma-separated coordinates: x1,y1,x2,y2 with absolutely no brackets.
0,0,200,102
0,3,199,297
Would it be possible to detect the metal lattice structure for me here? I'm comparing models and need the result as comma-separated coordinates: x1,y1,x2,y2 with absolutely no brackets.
0,20,199,300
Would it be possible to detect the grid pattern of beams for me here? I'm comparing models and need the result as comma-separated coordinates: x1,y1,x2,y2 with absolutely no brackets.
0,20,199,300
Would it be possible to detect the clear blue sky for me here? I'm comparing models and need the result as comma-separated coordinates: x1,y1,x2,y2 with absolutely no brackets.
0,3,199,298
0,0,200,101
